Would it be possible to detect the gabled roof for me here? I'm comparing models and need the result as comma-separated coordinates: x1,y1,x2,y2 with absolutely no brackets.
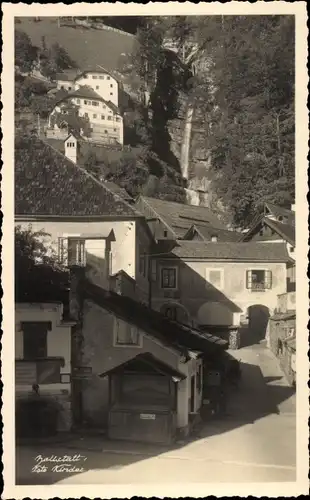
157,241,290,262
84,282,228,355
264,218,295,246
136,196,227,239
15,134,142,218
183,224,241,242
99,353,186,382
241,216,295,246
55,86,122,115
265,202,295,225
56,69,81,82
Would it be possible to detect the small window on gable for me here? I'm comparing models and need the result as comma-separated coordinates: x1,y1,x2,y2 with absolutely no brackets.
163,230,168,238
107,76,110,80
110,84,113,88
96,86,99,90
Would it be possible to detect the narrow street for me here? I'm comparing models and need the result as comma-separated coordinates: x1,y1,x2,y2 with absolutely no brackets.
16,341,296,485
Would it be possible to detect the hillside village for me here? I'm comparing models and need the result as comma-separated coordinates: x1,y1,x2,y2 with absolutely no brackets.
15,15,297,484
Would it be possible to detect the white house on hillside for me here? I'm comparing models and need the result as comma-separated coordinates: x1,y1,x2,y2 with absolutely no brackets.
47,68,123,145
47,85,123,145
56,68,119,106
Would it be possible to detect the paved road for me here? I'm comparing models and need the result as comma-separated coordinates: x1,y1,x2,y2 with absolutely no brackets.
16,342,297,486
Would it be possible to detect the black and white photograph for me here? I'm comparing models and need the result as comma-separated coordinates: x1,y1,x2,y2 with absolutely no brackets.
2,2,309,498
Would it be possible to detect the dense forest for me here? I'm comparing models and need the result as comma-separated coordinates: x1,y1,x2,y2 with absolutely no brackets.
15,15,295,228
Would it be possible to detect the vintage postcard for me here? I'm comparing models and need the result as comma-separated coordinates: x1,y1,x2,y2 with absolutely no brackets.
2,2,309,498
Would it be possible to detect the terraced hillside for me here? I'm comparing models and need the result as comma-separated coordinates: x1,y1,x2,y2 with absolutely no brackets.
16,17,135,71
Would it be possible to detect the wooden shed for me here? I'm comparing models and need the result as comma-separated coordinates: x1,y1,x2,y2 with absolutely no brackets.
100,353,186,445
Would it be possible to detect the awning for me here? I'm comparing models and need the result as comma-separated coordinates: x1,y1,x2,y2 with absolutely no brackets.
99,352,186,382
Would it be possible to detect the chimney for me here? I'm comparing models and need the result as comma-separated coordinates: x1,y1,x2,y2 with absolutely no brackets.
211,235,218,242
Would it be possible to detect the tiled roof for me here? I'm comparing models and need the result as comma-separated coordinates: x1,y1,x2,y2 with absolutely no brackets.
55,86,122,115
15,134,141,217
65,85,103,101
85,282,228,355
265,202,295,225
264,218,295,246
56,69,81,82
184,224,241,242
100,180,133,202
241,216,295,245
137,196,227,238
159,241,290,262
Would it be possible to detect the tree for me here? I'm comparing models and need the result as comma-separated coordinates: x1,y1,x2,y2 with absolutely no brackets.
15,225,69,304
15,30,37,73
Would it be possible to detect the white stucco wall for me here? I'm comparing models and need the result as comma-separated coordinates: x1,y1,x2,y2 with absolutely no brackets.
15,303,72,394
75,72,119,106
16,220,137,287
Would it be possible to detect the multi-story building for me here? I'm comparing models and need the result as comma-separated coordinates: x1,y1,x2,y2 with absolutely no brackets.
150,240,290,347
47,68,124,145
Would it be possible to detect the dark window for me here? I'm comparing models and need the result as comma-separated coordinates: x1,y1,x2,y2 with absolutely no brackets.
246,270,272,291
110,84,113,88
107,116,112,121
161,268,177,289
107,76,110,80
101,115,105,120
22,322,50,359
163,230,168,238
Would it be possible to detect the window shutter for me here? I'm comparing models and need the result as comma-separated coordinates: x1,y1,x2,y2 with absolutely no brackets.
246,270,252,289
265,270,272,289
58,237,68,266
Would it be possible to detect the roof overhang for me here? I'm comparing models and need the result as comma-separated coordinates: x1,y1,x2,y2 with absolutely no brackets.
99,353,186,382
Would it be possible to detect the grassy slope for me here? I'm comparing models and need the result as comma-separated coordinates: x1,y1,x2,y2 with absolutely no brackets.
17,17,135,71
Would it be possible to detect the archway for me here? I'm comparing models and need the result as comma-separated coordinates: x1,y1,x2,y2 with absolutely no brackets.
160,303,190,325
247,305,270,343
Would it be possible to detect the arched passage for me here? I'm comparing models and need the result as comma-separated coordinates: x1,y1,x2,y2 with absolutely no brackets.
247,304,270,342
160,302,190,325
